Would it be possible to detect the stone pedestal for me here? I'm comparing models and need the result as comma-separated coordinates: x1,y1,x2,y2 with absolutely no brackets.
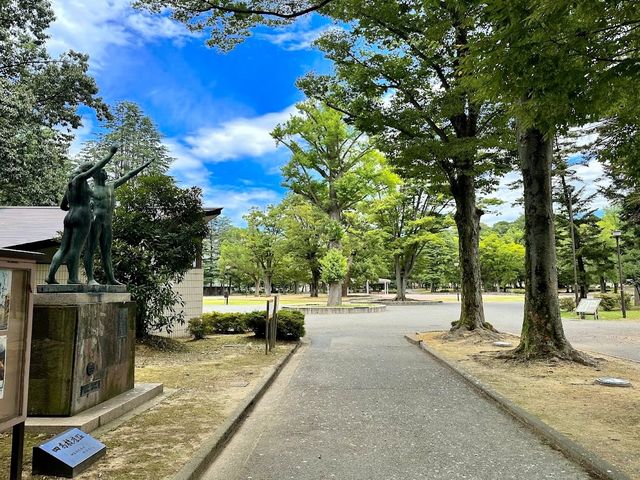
28,285,135,417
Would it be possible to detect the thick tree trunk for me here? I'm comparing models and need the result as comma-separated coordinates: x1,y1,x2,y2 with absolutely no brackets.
254,278,260,296
328,282,342,306
449,172,491,332
394,259,408,301
513,126,589,363
634,284,640,307
264,276,272,296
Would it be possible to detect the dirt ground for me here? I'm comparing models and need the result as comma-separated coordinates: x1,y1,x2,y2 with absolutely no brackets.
0,334,295,480
418,331,640,479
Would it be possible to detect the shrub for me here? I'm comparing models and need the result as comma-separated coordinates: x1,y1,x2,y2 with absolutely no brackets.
210,312,248,334
187,317,208,340
594,292,633,311
276,310,306,340
558,297,576,312
189,310,305,341
245,309,305,340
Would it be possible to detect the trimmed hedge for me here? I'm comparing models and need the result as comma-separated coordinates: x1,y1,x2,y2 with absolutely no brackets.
188,310,305,341
594,292,633,311
558,297,576,312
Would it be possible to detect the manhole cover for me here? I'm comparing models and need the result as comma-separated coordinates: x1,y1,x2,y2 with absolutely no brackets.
595,377,632,387
493,342,513,348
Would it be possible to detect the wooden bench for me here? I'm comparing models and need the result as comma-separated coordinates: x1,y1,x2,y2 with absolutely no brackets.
575,298,602,320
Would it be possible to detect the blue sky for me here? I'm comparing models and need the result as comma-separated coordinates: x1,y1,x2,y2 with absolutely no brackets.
47,0,607,225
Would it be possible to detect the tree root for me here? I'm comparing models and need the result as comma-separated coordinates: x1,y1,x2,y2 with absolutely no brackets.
496,345,598,367
444,321,501,341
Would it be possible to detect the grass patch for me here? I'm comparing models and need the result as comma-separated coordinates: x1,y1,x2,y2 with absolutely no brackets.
417,331,640,479
561,308,640,321
0,334,296,479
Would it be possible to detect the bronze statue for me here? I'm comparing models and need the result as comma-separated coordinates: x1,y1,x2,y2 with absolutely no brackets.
46,146,118,285
84,159,153,285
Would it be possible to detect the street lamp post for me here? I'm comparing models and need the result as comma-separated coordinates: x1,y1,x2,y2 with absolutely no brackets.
612,230,626,319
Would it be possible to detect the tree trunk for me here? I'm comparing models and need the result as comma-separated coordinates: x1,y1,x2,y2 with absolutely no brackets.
254,278,260,296
513,126,589,363
634,284,640,307
310,268,320,297
328,282,342,306
599,276,606,293
394,258,407,301
341,274,350,297
264,276,272,296
449,172,490,332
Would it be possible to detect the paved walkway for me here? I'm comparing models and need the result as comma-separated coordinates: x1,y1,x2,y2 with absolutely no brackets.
202,307,591,479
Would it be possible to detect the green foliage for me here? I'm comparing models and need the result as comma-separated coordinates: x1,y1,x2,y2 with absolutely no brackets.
187,317,208,340
203,215,233,287
189,310,306,341
273,101,387,224
320,249,348,285
245,310,306,340
479,233,525,290
0,0,109,205
595,293,633,312
110,174,208,338
77,101,173,178
558,297,576,312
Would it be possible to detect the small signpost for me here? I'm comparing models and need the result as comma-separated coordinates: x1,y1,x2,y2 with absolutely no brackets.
575,298,602,320
265,296,279,354
32,427,106,478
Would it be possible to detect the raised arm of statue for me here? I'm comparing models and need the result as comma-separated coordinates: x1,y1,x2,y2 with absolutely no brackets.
75,145,119,182
113,159,153,188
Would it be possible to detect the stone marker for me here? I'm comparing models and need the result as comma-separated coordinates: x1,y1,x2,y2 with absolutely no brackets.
595,377,632,387
32,428,106,478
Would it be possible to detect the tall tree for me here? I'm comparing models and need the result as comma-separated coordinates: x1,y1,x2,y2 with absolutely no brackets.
243,206,287,296
78,101,173,178
278,195,330,297
218,227,263,295
110,174,208,338
470,0,640,362
298,1,511,330
203,215,233,288
370,176,452,300
0,0,109,205
272,101,386,305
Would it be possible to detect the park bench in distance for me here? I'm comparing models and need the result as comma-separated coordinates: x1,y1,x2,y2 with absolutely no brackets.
575,298,603,320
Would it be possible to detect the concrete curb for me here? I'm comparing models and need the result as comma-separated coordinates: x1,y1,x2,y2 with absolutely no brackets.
404,335,630,480
171,342,301,480
282,305,386,314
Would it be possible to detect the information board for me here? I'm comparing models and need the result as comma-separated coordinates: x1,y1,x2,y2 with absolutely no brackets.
576,298,602,315
0,253,36,433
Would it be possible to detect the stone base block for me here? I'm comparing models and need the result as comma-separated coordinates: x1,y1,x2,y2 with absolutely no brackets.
28,291,136,416
25,383,164,434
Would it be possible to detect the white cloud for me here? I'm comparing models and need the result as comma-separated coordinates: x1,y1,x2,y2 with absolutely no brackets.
47,0,197,65
257,19,340,51
68,115,95,157
182,106,296,161
481,158,610,226
202,186,282,224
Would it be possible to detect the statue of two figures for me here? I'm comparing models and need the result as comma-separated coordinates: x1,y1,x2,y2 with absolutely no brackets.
45,145,152,285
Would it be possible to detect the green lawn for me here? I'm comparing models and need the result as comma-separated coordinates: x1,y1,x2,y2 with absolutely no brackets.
204,293,526,306
561,308,640,320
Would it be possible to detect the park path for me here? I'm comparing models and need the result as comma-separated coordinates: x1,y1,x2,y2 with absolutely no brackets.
201,307,591,480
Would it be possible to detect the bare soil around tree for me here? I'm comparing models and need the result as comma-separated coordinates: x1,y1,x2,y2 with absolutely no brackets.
417,331,640,479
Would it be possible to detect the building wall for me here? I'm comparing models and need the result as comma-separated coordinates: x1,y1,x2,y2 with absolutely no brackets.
35,263,202,338
165,268,204,337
